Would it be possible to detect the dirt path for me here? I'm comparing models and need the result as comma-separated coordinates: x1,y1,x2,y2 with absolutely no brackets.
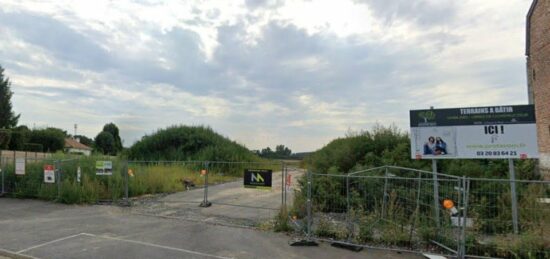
132,168,304,227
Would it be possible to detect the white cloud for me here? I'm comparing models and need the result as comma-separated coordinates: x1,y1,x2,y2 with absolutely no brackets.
0,0,533,152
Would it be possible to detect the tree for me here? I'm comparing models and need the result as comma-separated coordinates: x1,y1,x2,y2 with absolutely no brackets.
95,131,116,155
259,145,292,158
8,125,30,150
0,65,20,129
29,128,66,152
74,134,94,147
102,123,122,151
275,144,292,157
0,129,10,149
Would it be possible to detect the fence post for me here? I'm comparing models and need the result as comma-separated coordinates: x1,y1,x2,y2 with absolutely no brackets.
284,163,288,208
55,160,61,201
1,166,4,195
1,156,4,195
199,161,211,207
456,176,463,258
432,159,440,228
382,166,389,219
460,177,470,259
281,161,285,209
124,160,129,206
508,159,519,234
306,170,313,240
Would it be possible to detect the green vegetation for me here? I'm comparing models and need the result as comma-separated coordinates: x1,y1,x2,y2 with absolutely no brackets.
0,155,247,204
29,127,67,152
126,125,261,162
95,123,122,155
255,144,292,159
0,65,20,129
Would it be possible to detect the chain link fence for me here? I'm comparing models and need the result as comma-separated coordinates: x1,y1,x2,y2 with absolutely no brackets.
290,166,550,258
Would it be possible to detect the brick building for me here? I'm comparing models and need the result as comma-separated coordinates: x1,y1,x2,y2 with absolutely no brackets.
526,0,550,178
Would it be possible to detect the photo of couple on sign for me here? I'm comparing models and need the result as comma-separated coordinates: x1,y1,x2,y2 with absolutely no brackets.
424,136,448,155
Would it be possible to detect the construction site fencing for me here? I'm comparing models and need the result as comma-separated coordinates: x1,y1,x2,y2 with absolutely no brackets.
290,166,550,259
0,156,126,204
127,160,288,208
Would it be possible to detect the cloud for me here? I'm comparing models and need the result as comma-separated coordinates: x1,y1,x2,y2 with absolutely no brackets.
354,0,458,27
0,0,532,152
0,10,115,71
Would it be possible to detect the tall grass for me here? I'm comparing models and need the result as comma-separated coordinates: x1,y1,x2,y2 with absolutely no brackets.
1,154,281,204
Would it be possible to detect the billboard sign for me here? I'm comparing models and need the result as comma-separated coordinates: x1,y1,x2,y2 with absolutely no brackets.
95,161,113,175
410,105,538,159
244,169,272,189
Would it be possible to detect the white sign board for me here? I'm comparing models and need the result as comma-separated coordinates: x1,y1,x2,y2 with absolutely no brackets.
96,161,113,175
410,105,538,159
44,164,55,183
15,158,25,175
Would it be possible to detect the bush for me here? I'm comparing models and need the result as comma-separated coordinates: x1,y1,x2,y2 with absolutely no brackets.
127,125,260,162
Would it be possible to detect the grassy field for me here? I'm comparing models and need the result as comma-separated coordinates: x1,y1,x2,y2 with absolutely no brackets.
0,154,282,204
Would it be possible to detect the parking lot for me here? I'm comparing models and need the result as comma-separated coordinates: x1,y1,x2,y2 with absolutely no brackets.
0,198,424,259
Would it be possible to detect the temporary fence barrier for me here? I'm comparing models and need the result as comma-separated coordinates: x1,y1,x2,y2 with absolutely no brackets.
289,166,550,258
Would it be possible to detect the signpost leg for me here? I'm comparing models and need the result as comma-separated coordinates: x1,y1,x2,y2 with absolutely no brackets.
508,159,519,234
433,159,440,228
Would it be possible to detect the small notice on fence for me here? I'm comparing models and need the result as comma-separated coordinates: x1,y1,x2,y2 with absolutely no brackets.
244,169,272,190
95,161,113,175
44,165,55,183
15,158,25,175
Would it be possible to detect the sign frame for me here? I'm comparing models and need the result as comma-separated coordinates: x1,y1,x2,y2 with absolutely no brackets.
410,105,538,160
95,161,113,175
244,169,272,190
44,164,55,183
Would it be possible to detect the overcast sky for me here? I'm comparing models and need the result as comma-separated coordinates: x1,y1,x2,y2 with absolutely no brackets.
0,0,533,152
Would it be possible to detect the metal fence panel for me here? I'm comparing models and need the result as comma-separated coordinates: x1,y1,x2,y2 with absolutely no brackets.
306,168,464,257
464,179,550,258
290,166,550,258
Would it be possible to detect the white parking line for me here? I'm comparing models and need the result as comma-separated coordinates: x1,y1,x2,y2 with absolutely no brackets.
16,233,86,254
81,233,233,259
13,232,233,259
0,247,40,259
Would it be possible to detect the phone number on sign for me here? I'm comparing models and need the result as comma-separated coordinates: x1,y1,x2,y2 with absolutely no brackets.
476,151,518,156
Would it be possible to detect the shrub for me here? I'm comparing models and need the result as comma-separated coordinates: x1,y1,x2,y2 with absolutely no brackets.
126,125,260,162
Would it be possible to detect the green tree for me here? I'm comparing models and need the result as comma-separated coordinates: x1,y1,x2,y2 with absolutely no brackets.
8,125,30,150
275,144,292,157
0,129,10,149
29,127,66,152
0,65,20,129
102,123,122,151
74,134,94,147
95,131,115,155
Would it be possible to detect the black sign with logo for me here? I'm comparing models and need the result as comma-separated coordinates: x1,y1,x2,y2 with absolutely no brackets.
410,105,535,127
244,169,272,189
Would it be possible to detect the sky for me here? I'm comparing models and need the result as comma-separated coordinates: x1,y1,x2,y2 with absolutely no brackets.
0,0,533,152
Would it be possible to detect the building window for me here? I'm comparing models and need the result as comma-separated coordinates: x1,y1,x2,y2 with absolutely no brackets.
533,69,536,81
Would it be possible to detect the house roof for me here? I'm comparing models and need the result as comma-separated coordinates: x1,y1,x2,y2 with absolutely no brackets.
526,0,539,56
65,138,93,150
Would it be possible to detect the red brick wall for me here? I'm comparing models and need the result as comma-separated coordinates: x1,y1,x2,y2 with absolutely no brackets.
527,0,550,176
